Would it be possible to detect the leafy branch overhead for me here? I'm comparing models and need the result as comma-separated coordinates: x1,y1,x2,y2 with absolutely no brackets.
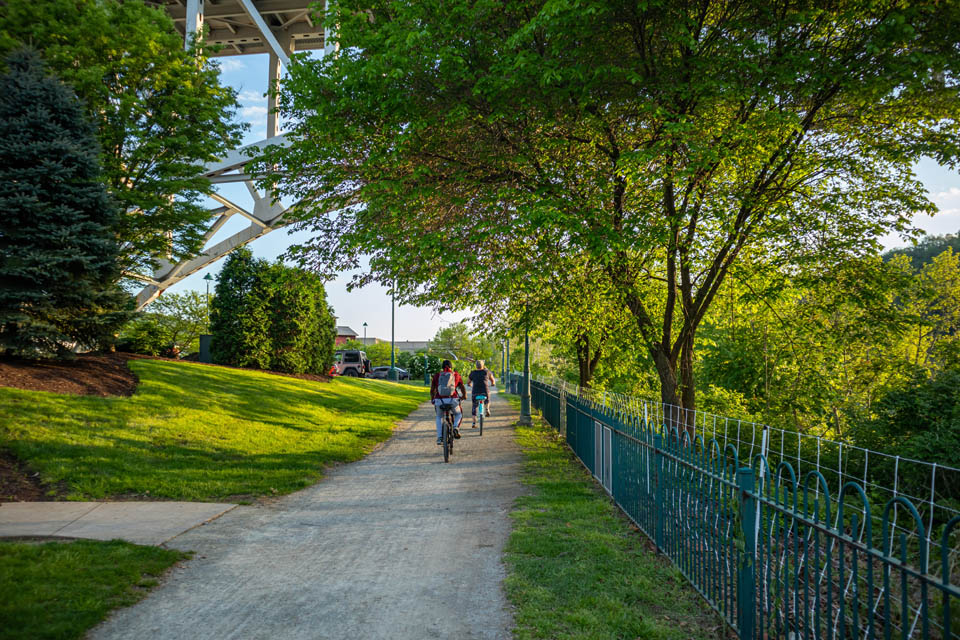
259,0,960,411
0,0,246,275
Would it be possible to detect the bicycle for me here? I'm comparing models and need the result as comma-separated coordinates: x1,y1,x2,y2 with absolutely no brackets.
474,394,487,436
440,402,457,462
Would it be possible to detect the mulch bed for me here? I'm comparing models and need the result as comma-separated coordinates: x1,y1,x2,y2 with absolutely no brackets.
0,351,141,397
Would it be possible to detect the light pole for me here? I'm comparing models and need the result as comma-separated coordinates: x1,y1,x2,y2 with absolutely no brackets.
199,272,215,364
500,340,505,382
388,287,398,380
362,321,368,347
203,273,214,325
505,337,510,392
519,313,532,426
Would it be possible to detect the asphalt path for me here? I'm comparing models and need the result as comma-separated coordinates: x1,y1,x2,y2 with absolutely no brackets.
90,389,523,640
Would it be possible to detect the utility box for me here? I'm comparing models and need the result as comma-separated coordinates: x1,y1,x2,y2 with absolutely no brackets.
198,335,212,363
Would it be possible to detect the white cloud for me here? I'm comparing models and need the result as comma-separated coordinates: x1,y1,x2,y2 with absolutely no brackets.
217,58,248,72
934,187,960,203
241,105,268,120
238,90,267,104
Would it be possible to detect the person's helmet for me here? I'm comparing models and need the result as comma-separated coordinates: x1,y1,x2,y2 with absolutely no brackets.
442,359,452,369
475,360,484,369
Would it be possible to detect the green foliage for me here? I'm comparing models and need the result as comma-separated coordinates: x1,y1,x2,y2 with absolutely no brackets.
0,50,128,359
118,291,210,356
338,339,366,352
268,264,336,374
210,248,272,368
0,0,245,275
0,539,186,640
405,353,443,379
0,359,427,500
431,322,498,364
364,341,395,366
849,367,960,501
884,232,960,269
210,249,335,374
116,314,170,357
261,0,960,412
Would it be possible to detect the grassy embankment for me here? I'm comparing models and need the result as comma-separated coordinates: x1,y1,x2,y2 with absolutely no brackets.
0,359,427,501
0,360,427,640
0,540,187,640
501,392,725,639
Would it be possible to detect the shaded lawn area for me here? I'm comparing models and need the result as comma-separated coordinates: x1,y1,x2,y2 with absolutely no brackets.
0,360,427,501
503,394,725,640
0,539,186,640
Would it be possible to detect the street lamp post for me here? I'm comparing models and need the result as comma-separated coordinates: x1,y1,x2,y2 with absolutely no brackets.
519,313,532,425
203,273,214,325
505,338,510,392
388,288,398,380
500,340,507,380
199,273,215,364
362,321,368,347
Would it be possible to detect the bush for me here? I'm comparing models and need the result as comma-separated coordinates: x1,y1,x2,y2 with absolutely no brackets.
406,353,444,379
117,292,210,357
116,314,169,356
848,366,960,501
210,249,335,374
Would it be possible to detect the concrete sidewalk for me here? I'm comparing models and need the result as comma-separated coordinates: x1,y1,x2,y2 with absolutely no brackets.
0,501,237,546
90,388,523,640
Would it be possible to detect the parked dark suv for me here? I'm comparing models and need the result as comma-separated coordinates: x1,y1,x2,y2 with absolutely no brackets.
334,350,370,377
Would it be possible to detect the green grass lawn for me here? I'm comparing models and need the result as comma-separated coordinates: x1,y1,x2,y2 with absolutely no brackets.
503,394,724,639
0,360,427,501
0,539,187,640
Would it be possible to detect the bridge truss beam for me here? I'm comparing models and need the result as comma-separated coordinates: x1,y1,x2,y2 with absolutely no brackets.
133,1,329,310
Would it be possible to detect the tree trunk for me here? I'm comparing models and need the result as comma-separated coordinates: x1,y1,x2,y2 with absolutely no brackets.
650,344,682,425
575,332,604,388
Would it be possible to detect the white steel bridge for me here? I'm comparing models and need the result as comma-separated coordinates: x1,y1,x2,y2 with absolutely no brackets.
133,0,333,309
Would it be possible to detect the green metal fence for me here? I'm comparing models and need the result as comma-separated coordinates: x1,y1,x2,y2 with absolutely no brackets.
525,378,960,639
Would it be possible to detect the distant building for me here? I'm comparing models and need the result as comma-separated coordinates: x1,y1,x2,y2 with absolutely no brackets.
394,340,430,353
335,330,429,352
335,326,359,346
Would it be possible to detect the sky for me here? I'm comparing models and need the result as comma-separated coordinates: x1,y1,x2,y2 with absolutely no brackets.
158,52,960,342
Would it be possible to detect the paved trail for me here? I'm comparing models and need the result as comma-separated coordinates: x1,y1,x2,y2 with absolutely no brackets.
91,390,523,640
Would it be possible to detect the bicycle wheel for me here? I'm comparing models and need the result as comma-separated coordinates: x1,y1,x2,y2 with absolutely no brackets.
448,413,454,455
443,420,453,462
479,402,483,436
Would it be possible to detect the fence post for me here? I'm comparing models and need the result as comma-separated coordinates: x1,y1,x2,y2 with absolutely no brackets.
654,432,665,553
737,466,757,640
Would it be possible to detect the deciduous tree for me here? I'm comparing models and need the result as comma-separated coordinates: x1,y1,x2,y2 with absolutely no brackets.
262,0,960,415
0,0,245,275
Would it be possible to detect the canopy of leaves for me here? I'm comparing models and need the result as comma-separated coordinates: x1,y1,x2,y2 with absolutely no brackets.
884,231,960,269
261,0,960,409
0,0,246,275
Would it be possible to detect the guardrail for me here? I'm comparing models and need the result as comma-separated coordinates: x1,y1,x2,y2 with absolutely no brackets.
517,376,959,640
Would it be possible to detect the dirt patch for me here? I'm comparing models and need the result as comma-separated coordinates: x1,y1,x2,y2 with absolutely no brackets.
0,352,140,397
0,450,65,502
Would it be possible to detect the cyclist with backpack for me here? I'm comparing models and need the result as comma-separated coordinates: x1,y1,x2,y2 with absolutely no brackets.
468,360,496,427
430,359,466,445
